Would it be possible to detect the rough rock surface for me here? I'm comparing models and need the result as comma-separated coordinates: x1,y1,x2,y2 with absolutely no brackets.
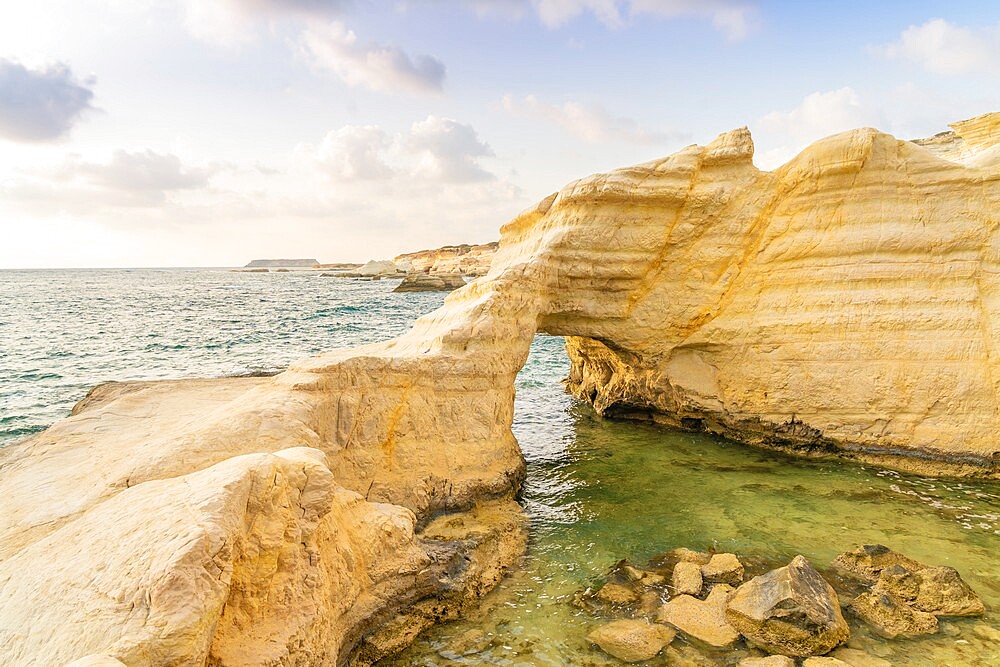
393,272,467,292
834,545,984,618
563,112,1000,477
702,553,744,584
726,555,849,657
3,113,1000,665
832,545,924,582
673,561,704,595
658,585,739,647
849,587,939,639
586,619,675,662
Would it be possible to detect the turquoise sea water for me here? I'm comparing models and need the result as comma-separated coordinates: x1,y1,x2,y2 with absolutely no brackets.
1,269,998,666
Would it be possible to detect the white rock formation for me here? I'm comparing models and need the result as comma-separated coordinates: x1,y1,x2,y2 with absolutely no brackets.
2,113,999,665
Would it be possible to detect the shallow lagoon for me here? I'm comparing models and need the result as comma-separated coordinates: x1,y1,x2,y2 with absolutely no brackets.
384,335,1000,667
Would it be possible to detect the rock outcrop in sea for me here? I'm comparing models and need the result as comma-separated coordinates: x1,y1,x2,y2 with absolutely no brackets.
394,242,497,277
393,272,467,292
1,113,999,665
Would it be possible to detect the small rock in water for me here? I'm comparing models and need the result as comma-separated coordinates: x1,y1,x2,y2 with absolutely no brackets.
737,656,795,667
802,658,851,667
586,619,676,663
972,623,1000,642
726,555,850,657
658,585,740,648
702,553,744,585
829,647,893,667
672,561,704,596
596,581,640,606
662,643,716,667
848,588,938,638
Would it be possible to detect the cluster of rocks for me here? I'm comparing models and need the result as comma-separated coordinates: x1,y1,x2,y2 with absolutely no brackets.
577,545,987,665
833,545,985,639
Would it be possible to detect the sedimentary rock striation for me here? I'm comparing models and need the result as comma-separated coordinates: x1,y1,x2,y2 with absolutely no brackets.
394,242,498,276
2,113,999,666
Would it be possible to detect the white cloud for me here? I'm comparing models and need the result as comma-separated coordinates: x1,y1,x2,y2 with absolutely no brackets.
310,125,396,180
298,115,495,183
300,21,445,93
177,0,349,47
465,0,756,38
4,150,214,209
629,0,755,40
752,87,885,169
501,93,677,144
408,116,495,182
0,59,95,142
879,18,1000,74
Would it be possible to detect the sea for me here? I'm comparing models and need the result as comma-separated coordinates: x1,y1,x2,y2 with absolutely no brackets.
1,268,998,666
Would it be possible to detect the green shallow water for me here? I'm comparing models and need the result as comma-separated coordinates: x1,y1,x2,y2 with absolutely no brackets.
383,336,1000,667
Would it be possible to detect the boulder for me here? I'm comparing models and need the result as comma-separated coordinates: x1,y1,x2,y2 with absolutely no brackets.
702,553,744,585
908,566,984,616
658,585,740,648
586,619,675,663
393,272,467,293
726,555,849,657
673,561,704,595
848,588,938,638
832,545,923,582
838,549,983,618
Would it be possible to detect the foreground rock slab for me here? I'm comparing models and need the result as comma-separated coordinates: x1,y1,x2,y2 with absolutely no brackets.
726,555,849,657
587,619,676,662
658,585,739,648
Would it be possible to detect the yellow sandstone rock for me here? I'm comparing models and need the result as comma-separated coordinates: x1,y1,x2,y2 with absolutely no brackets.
1,113,999,665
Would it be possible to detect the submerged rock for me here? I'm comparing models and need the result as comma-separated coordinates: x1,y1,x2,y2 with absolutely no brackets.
738,656,795,667
829,647,893,667
672,561,704,595
663,643,717,667
726,555,849,657
393,272,467,293
586,619,676,663
802,658,851,667
658,585,740,648
848,588,939,638
596,581,641,606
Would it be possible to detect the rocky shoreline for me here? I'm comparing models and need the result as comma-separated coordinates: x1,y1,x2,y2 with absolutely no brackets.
575,545,988,666
1,114,999,665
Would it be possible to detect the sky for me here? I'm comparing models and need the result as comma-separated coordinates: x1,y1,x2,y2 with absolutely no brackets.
0,1,998,268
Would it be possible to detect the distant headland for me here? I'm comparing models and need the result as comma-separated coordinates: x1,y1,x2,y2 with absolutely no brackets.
244,259,319,268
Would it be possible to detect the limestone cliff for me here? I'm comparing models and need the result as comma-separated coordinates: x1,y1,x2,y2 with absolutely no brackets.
2,113,999,666
394,242,498,276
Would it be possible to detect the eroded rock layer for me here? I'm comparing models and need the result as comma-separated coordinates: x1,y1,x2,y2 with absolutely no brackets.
2,113,999,666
